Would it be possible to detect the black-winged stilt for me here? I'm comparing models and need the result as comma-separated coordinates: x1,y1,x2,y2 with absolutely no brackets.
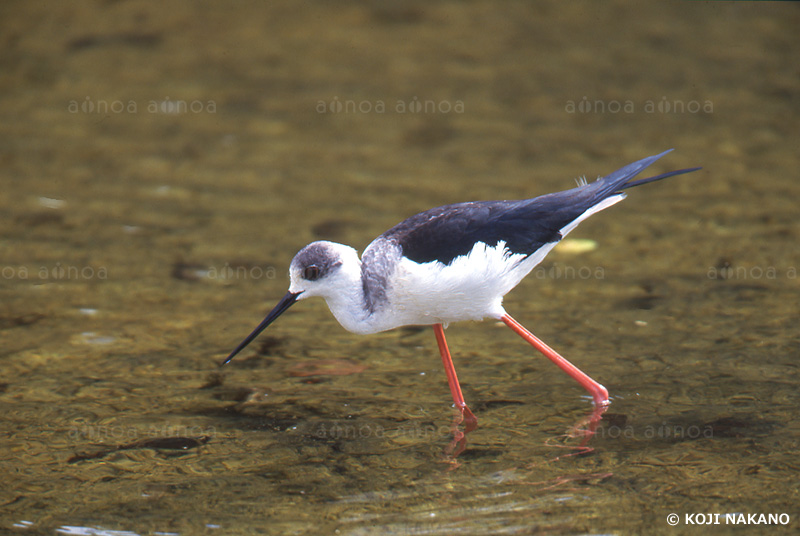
221,150,699,432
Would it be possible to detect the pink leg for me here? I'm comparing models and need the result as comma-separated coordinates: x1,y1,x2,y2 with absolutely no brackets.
501,314,610,407
433,324,477,431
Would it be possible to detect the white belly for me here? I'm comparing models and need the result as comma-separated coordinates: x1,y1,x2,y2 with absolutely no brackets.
362,240,550,332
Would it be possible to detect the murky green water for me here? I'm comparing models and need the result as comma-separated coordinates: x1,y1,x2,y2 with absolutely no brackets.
2,1,798,534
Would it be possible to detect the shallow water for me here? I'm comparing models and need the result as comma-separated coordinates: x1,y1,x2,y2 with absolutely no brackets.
2,1,798,535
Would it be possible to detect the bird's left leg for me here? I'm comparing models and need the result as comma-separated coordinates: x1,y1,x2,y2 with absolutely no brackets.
500,314,610,407
433,323,478,431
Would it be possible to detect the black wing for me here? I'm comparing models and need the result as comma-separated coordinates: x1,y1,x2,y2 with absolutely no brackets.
378,150,700,265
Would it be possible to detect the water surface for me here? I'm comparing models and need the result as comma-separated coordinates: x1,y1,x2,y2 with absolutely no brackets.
1,1,798,534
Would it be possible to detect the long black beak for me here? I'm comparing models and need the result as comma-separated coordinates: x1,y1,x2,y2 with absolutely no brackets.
219,291,300,366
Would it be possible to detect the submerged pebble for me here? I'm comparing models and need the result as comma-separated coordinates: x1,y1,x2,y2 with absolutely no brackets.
554,238,598,254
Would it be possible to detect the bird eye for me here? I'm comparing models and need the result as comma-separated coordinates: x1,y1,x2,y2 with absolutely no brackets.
303,265,321,281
